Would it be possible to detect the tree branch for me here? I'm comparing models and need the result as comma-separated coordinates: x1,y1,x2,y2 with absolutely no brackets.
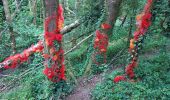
61,20,81,34
64,33,94,55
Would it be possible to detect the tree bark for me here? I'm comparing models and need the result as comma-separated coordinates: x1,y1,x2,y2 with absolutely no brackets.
33,0,37,25
166,0,170,31
15,0,20,11
44,0,58,31
75,0,81,12
2,0,16,54
105,0,122,35
43,0,59,70
61,20,80,34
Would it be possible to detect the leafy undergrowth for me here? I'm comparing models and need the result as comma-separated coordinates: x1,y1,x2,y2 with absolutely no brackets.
1,26,169,100
92,34,170,99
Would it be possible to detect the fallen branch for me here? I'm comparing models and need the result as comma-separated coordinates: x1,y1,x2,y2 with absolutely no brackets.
0,41,43,69
0,31,92,70
61,20,81,34
64,33,94,55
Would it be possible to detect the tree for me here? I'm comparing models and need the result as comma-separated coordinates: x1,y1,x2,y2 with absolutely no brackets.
105,0,122,35
2,0,16,54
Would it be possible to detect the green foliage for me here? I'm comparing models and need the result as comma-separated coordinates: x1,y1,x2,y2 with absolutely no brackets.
92,46,170,99
0,5,3,29
79,0,105,23
1,0,170,99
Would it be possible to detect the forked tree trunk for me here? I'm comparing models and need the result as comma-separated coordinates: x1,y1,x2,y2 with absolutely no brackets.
2,0,16,54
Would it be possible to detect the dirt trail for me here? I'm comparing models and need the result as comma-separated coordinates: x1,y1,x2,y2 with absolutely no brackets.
64,74,103,100
64,45,170,100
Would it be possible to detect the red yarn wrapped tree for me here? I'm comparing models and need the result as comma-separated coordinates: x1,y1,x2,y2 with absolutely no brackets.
43,1,66,82
113,0,153,83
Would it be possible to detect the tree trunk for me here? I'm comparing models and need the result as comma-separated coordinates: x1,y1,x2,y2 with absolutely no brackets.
62,0,65,11
105,0,122,35
2,0,16,54
44,0,59,30
166,0,170,31
29,0,37,25
43,0,59,69
15,0,20,11
84,0,123,75
33,0,37,25
75,0,81,12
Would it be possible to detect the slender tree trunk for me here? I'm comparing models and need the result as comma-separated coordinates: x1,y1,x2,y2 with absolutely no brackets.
15,0,20,11
2,0,16,54
65,0,69,13
29,0,37,25
75,0,80,12
166,0,170,31
33,0,37,25
105,0,122,35
0,1,4,30
62,0,65,11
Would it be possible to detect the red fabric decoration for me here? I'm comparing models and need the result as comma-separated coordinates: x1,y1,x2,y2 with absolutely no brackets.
43,67,55,80
101,23,111,30
113,75,126,83
141,13,152,29
55,34,63,42
43,4,66,82
0,5,65,83
94,30,108,53
125,61,137,79
114,0,153,82
93,30,108,65
2,41,44,69
127,0,152,78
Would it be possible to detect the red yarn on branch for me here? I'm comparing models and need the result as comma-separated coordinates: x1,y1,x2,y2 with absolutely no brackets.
2,41,43,69
101,23,111,30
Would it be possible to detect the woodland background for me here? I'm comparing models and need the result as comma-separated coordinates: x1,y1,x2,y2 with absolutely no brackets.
0,0,170,99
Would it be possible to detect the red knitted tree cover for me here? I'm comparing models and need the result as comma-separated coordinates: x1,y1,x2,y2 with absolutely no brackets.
1,41,43,69
0,4,65,82
114,0,153,83
93,23,111,65
43,4,66,82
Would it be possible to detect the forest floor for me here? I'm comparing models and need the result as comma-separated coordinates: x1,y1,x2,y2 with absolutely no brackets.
65,74,103,100
64,64,123,100
64,44,170,100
